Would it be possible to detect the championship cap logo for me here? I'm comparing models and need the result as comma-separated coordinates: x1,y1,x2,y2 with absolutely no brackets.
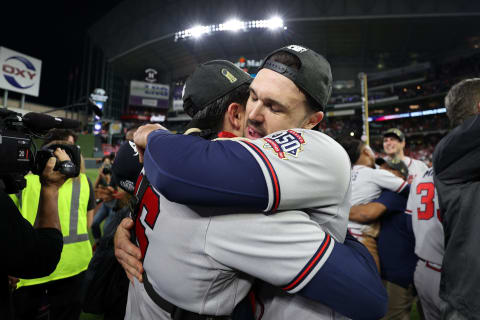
128,141,139,156
287,45,308,53
221,68,238,83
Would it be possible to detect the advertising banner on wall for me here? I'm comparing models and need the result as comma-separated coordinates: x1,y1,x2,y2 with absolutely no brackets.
172,83,184,111
129,80,170,108
0,47,42,97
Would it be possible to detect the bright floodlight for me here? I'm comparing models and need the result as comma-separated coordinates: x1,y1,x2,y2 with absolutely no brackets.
191,25,206,38
267,17,283,29
174,17,287,41
224,19,244,31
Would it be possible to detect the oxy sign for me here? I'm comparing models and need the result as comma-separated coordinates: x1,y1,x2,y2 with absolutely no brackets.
0,47,42,97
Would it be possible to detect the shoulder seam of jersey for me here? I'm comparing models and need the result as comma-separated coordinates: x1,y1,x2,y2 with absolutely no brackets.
281,233,333,292
241,140,281,213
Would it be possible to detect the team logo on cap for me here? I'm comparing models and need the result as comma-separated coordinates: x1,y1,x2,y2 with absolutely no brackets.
129,141,139,156
287,45,308,53
263,130,305,159
221,68,237,83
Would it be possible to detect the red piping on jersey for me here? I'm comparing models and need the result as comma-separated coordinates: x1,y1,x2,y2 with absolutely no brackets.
243,141,280,211
134,173,144,196
282,234,331,292
248,290,256,316
405,209,412,213
396,180,407,192
218,131,237,138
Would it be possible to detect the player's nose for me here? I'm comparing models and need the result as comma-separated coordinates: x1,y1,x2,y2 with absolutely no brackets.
247,102,265,123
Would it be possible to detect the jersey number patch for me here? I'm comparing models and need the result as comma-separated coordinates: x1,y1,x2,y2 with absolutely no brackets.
416,182,441,222
135,186,161,259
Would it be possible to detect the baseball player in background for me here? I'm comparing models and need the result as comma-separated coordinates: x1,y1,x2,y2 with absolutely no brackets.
405,167,444,320
350,159,419,320
340,138,408,270
383,128,428,183
117,47,387,320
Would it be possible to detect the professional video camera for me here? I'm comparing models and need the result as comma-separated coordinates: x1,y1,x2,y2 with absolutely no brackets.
0,109,82,194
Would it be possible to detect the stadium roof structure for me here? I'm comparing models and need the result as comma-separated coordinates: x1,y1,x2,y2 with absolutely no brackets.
89,0,480,82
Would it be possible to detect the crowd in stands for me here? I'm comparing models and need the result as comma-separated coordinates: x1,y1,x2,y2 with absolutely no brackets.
329,52,480,106
318,113,449,166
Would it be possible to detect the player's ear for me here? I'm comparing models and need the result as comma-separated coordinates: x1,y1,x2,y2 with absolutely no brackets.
225,102,245,131
303,111,324,130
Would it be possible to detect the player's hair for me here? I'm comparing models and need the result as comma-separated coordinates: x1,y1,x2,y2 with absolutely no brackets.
43,129,77,146
339,138,364,167
445,78,480,128
268,51,322,113
184,83,250,139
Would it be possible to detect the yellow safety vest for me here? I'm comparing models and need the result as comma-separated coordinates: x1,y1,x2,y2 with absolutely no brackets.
14,173,92,287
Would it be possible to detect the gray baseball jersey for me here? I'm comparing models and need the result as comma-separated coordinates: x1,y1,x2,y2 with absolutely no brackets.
402,156,429,184
126,203,335,319
405,167,444,265
348,165,407,238
255,282,350,320
125,129,352,319
406,168,443,320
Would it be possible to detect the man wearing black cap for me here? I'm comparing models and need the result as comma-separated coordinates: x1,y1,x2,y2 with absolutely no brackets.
117,48,386,319
83,141,144,320
383,128,428,184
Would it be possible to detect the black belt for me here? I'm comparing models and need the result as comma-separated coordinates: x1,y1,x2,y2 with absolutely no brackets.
143,272,230,320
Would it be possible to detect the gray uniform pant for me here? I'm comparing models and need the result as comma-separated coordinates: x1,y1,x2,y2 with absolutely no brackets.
414,259,442,320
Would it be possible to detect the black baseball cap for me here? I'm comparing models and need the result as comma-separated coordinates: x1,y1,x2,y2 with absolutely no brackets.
111,141,143,195
383,128,405,142
381,158,409,180
183,60,252,117
259,45,332,111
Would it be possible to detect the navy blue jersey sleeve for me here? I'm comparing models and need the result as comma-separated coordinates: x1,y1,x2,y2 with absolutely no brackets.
143,130,269,211
373,190,407,213
297,233,387,319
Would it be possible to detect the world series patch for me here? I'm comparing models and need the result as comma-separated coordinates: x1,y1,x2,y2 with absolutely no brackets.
263,130,305,159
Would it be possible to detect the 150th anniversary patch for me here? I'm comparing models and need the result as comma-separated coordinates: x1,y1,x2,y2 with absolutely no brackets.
263,130,305,159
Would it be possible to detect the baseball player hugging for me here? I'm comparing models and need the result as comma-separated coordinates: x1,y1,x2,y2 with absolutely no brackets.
339,138,408,270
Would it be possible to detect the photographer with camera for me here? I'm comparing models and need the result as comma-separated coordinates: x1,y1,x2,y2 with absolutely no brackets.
5,148,70,319
10,130,95,320
91,153,117,246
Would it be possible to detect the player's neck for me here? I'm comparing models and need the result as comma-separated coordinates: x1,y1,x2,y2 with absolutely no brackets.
389,151,405,161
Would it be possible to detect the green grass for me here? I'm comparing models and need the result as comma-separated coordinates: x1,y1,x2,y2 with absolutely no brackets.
85,168,99,185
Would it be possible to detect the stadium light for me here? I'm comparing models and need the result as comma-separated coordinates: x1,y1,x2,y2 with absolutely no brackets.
266,17,284,30
191,25,207,38
223,19,244,31
174,17,287,41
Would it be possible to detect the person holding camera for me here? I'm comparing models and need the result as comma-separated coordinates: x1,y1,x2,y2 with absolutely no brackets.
10,133,95,320
5,148,70,319
91,155,117,246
